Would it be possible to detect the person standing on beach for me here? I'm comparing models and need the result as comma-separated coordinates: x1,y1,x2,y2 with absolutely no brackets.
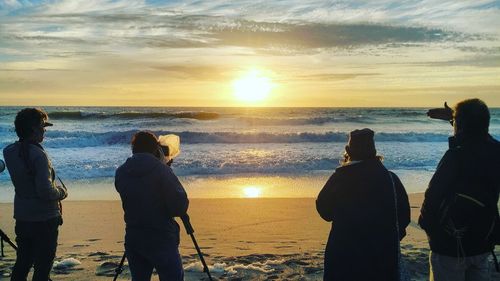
115,131,189,281
419,98,500,281
3,108,68,281
316,128,410,281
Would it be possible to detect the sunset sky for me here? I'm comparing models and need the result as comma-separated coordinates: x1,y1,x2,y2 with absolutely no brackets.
0,0,499,107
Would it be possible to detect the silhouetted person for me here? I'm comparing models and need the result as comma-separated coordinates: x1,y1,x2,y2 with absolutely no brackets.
115,131,188,281
316,128,410,281
419,98,500,281
3,108,67,281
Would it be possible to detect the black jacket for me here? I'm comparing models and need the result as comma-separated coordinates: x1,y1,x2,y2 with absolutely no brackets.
419,134,500,256
316,159,410,281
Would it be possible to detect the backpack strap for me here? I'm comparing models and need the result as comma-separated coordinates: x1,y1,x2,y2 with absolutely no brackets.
389,172,410,281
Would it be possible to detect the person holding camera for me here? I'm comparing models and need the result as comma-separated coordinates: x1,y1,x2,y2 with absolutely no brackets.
115,131,189,281
3,108,67,281
419,99,500,281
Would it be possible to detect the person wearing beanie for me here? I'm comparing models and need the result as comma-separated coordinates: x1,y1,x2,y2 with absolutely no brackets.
316,128,410,281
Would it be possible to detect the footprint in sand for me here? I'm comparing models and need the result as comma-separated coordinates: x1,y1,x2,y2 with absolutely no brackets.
274,245,293,249
304,266,322,274
284,259,309,266
88,251,110,256
88,251,117,262
87,238,101,242
96,261,127,277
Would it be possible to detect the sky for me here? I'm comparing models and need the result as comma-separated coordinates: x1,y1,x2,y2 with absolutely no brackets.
0,0,499,107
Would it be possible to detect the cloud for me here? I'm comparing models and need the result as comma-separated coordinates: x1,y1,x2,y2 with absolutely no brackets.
206,20,465,50
0,0,21,9
415,54,500,68
284,73,380,82
37,0,146,15
0,11,472,56
151,64,231,80
1,1,497,62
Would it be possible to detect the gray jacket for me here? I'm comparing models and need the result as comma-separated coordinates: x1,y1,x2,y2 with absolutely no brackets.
3,142,66,221
115,153,189,242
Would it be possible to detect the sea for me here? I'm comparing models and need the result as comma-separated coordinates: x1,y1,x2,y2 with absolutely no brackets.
1,106,499,201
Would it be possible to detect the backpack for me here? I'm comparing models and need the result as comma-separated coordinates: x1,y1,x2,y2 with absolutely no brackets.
438,192,498,245
436,146,500,271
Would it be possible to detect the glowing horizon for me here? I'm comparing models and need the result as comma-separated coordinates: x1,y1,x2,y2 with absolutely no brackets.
1,1,500,107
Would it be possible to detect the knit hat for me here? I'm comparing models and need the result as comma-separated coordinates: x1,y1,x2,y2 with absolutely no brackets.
346,128,376,160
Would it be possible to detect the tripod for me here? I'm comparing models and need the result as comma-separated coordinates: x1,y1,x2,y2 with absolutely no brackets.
181,214,213,281
0,228,54,281
0,228,17,257
113,215,213,281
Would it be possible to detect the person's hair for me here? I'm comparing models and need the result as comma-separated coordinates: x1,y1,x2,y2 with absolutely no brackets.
340,151,383,166
453,98,490,138
14,108,49,140
131,131,159,155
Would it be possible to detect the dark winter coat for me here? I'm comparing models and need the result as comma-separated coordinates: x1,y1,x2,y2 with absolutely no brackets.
316,159,410,281
418,134,500,256
115,153,189,245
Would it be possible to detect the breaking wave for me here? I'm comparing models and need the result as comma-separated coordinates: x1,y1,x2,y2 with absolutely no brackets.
20,130,451,149
48,111,220,121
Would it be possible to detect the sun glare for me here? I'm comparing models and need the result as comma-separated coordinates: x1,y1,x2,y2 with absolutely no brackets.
243,186,262,198
233,70,272,103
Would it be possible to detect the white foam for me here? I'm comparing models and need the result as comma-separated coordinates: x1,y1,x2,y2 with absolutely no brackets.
184,259,285,275
53,258,82,269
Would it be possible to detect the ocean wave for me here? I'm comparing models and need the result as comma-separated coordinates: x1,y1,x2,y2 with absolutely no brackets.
5,154,436,180
30,130,450,148
237,115,375,126
48,110,220,121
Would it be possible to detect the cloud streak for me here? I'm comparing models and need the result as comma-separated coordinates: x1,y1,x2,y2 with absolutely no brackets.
0,0,499,106
0,13,478,55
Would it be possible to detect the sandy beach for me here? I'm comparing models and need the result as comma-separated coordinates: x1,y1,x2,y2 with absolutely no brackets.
0,194,499,280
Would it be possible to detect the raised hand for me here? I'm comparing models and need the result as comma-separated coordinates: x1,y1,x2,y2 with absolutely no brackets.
427,102,453,121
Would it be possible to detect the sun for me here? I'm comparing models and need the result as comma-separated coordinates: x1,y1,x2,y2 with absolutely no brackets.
233,70,272,102
243,186,262,198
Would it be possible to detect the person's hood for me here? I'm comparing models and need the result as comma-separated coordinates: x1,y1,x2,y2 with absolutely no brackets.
121,153,162,177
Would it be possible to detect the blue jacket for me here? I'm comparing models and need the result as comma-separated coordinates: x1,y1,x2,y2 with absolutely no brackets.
115,153,189,243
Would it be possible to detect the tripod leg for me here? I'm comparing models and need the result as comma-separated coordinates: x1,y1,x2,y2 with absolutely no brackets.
189,234,213,281
113,252,127,281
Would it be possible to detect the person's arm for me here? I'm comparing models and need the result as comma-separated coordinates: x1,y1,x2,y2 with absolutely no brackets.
316,172,340,222
32,151,67,201
427,102,453,122
418,150,458,231
391,172,410,240
162,166,189,217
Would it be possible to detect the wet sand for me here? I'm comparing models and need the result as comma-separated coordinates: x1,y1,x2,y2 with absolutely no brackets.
0,194,498,280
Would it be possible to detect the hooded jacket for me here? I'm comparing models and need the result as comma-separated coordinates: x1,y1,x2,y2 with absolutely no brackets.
115,153,189,243
3,142,66,221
